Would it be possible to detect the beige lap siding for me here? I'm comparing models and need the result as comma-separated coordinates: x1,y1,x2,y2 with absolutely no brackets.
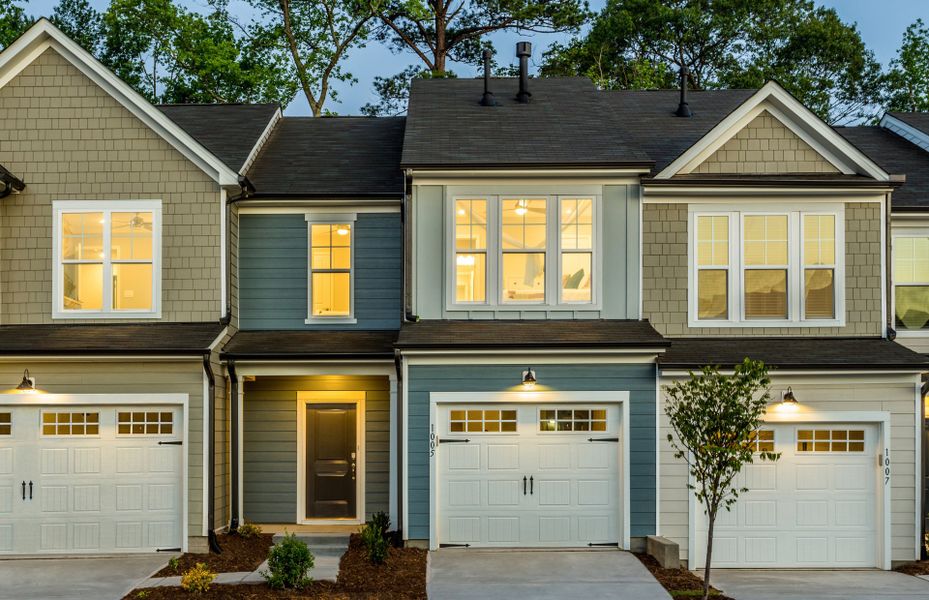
0,360,207,549
658,374,919,564
642,202,883,337
0,47,221,323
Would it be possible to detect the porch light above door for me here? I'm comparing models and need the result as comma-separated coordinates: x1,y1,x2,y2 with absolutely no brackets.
522,367,537,389
16,369,36,393
781,386,798,404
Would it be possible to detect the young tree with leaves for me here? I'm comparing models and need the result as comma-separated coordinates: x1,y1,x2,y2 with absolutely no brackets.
664,358,778,600
361,0,589,115
0,1,33,49
51,0,102,54
885,19,929,113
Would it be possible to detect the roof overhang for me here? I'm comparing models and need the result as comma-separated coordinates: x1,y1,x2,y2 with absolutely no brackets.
655,81,891,182
880,113,929,155
0,164,25,196
0,19,241,187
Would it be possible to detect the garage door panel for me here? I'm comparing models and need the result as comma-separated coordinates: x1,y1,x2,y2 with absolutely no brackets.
0,448,12,474
797,500,828,526
447,480,480,506
487,444,519,469
487,480,520,505
487,517,519,543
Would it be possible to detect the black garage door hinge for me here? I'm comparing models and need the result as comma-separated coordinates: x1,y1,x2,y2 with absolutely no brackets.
588,542,620,547
438,438,470,444
157,547,182,552
439,543,471,548
158,440,183,445
587,437,619,443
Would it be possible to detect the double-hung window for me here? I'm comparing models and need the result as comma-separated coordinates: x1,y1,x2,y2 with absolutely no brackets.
451,195,598,308
53,200,161,318
690,204,843,326
893,233,929,332
307,215,355,323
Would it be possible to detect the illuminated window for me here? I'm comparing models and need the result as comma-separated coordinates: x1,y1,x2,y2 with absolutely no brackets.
696,215,730,319
0,413,9,436
894,235,929,331
42,412,99,436
118,411,173,435
502,198,547,303
744,215,789,319
449,409,517,433
455,199,487,302
55,201,160,317
747,429,774,452
560,198,593,303
797,429,865,453
539,408,607,432
308,220,353,319
803,215,836,319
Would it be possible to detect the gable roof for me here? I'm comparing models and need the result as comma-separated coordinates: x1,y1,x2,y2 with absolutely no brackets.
887,112,929,136
245,117,405,198
650,81,890,181
836,126,929,211
402,77,652,170
158,103,279,172
0,19,241,186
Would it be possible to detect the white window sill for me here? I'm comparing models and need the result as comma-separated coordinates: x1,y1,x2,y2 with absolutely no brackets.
447,303,602,312
305,317,357,325
894,329,929,337
53,311,162,320
688,318,845,328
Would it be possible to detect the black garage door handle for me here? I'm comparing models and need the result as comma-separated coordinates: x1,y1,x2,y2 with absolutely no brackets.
28,481,32,500
21,481,24,501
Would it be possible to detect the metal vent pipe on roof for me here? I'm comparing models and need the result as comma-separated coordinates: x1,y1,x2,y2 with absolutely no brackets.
480,49,496,106
676,64,692,117
516,42,532,104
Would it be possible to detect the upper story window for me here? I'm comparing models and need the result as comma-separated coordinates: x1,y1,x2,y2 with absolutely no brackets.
306,214,355,324
689,204,844,327
893,233,929,332
450,195,598,308
53,200,161,319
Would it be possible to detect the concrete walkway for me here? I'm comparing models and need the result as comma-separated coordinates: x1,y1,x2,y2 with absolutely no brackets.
711,569,929,600
0,555,168,600
139,533,347,589
427,550,671,600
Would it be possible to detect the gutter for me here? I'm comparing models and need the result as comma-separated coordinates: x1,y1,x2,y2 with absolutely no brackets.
202,354,222,554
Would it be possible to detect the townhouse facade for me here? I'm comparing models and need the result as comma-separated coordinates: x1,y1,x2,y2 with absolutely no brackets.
0,20,926,570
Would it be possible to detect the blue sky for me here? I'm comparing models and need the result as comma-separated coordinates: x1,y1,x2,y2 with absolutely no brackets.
19,0,929,115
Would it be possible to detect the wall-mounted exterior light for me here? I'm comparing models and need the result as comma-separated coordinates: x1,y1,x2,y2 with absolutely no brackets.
522,367,537,389
16,369,36,393
781,386,797,404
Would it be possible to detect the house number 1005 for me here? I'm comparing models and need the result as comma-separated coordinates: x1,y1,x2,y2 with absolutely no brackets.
429,424,436,457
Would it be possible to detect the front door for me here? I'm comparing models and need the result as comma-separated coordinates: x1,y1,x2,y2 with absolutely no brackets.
306,404,357,519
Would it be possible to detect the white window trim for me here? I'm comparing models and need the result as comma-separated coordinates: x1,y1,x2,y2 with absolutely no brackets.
305,213,357,325
445,194,602,311
52,199,162,320
688,202,845,328
891,227,929,337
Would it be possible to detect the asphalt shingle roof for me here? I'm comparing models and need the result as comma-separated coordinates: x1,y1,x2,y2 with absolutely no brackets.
660,337,928,370
888,112,929,136
222,330,397,359
836,126,929,211
0,322,225,355
245,117,405,198
396,320,668,349
401,77,651,168
158,103,278,172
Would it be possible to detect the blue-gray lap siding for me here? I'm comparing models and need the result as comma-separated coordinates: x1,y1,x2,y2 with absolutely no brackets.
238,213,401,330
405,363,658,541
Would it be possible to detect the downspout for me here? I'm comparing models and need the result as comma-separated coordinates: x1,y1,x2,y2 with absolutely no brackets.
923,378,928,559
394,349,404,538
403,170,418,323
228,359,240,532
202,354,222,554
221,176,254,326
885,191,895,339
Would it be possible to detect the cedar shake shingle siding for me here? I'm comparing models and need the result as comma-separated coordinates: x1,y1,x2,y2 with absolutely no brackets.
642,202,883,337
0,47,222,323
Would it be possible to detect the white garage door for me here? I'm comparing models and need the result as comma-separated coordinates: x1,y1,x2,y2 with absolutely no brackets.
0,404,184,555
437,403,621,547
695,423,878,568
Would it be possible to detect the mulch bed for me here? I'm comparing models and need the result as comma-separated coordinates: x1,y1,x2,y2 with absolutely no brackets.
635,553,734,600
895,560,929,576
153,533,275,577
126,533,427,600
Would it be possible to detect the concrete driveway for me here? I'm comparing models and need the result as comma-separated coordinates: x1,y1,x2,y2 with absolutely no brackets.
0,555,168,600
427,549,671,600
710,569,929,600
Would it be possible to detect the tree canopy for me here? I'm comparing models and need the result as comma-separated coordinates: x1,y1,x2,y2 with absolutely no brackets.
885,18,929,113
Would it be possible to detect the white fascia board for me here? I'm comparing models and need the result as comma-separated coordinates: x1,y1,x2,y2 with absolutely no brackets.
880,113,929,154
0,19,240,186
655,81,890,181
239,106,282,174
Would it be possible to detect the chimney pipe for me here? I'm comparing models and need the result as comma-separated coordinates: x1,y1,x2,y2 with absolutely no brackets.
480,48,496,106
676,64,692,117
516,41,532,104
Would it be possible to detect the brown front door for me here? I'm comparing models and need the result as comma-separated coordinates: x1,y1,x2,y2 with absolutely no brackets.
306,404,357,519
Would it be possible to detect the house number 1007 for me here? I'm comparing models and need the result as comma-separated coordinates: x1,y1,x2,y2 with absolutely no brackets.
884,448,891,485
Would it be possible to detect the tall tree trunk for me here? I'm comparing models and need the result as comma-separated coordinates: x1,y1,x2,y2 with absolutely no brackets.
434,0,446,73
703,507,716,600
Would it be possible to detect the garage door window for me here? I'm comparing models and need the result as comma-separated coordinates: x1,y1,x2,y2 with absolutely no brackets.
41,412,99,436
449,409,517,433
0,412,9,435
118,411,173,435
797,429,865,452
539,408,607,432
747,429,774,452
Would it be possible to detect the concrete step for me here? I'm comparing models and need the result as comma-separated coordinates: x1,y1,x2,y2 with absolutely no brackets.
272,533,350,557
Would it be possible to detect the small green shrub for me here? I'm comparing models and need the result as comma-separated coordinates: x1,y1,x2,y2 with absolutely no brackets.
370,511,390,537
360,512,391,565
167,556,180,572
135,591,149,599
237,521,262,539
180,563,215,594
261,533,314,589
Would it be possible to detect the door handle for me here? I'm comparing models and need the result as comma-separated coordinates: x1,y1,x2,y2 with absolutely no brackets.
351,461,356,481
28,481,32,500
523,476,527,495
530,476,534,495
21,481,25,501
